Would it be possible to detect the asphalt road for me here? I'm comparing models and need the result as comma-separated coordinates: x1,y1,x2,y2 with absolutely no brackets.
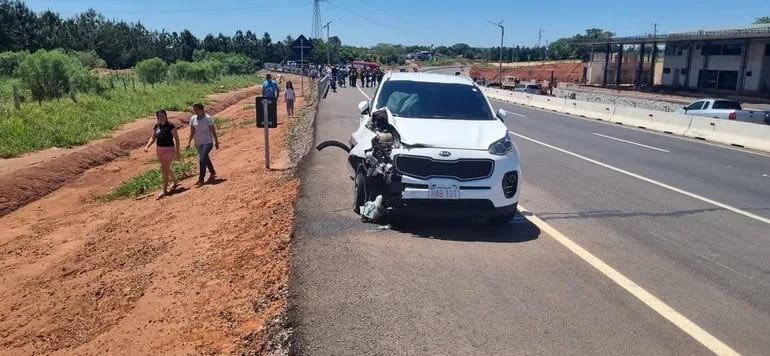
289,75,770,355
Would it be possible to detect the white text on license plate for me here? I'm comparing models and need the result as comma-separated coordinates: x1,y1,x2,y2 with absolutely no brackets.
429,185,459,199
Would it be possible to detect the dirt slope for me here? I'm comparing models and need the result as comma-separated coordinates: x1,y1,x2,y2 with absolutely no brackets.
0,85,262,217
0,76,313,354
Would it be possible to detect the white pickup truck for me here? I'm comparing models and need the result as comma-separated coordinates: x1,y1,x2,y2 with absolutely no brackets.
675,99,769,125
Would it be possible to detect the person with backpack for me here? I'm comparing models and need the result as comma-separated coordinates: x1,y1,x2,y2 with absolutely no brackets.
263,73,279,99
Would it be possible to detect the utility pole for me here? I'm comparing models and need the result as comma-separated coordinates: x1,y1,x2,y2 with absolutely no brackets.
488,20,504,84
537,27,543,60
323,21,332,64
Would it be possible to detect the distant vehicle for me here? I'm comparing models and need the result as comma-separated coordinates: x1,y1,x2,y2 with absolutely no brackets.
352,60,380,70
765,111,770,125
675,99,769,125
454,71,461,75
513,84,541,95
501,76,519,90
399,68,408,72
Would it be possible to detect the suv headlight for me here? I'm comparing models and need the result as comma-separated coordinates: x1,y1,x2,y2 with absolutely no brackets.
488,134,514,156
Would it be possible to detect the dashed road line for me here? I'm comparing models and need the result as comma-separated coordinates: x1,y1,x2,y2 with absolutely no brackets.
593,132,670,152
511,131,770,226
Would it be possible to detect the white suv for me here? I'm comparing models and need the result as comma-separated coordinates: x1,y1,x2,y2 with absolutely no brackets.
326,72,521,225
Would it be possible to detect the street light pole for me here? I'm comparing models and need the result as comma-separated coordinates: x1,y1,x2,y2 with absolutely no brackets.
322,21,332,65
488,20,504,83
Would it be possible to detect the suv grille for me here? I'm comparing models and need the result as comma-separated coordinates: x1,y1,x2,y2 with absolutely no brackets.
394,155,494,181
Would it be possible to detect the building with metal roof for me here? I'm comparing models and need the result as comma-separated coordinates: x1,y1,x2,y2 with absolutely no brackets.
577,25,770,95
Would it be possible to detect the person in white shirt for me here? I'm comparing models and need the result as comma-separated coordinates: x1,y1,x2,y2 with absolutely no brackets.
285,81,296,117
186,103,220,186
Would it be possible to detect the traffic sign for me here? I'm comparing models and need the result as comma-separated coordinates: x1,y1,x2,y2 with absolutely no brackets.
292,35,314,58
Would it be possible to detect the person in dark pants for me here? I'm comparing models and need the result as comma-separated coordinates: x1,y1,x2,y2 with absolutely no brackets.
360,69,366,88
350,69,357,87
186,103,220,186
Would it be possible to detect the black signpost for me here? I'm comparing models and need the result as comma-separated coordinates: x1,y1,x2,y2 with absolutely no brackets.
292,35,313,97
256,96,278,169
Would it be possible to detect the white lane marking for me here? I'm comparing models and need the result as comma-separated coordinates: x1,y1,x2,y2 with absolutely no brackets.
357,86,371,100
511,131,770,226
593,132,670,153
492,99,770,159
518,204,740,356
508,112,527,117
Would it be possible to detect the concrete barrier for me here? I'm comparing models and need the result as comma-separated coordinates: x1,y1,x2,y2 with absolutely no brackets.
481,86,770,153
529,95,566,112
684,117,770,151
562,99,615,121
610,106,657,128
646,111,693,135
508,91,531,105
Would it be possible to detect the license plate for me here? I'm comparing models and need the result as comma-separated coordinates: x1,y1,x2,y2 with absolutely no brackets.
429,184,459,199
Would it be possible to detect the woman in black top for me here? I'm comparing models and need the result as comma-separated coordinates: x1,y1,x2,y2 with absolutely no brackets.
144,109,181,198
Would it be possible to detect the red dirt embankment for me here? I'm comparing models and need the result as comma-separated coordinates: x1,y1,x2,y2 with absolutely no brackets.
0,86,261,217
471,61,584,83
0,75,312,354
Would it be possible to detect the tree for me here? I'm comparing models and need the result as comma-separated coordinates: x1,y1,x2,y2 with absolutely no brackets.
135,57,167,86
755,17,770,24
16,49,98,102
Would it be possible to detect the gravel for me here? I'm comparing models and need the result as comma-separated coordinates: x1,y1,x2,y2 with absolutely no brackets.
553,88,684,113
288,84,320,165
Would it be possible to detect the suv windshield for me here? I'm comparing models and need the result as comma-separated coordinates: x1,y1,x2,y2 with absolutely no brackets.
375,80,495,120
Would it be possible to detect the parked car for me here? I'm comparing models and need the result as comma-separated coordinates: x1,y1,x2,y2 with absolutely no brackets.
513,84,541,95
675,99,769,125
319,72,521,225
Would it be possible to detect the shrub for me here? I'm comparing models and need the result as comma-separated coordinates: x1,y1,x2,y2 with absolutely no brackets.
135,57,168,86
16,49,100,102
71,50,107,69
0,50,29,75
168,60,220,83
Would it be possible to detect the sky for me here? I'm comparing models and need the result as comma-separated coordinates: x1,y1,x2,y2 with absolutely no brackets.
24,0,770,48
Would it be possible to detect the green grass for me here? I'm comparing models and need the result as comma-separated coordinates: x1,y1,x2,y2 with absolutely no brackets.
99,160,194,201
0,74,258,158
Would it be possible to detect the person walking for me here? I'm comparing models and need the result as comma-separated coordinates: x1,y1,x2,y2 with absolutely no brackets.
144,109,180,198
350,69,357,87
359,69,366,88
285,81,295,117
186,103,219,186
263,73,280,99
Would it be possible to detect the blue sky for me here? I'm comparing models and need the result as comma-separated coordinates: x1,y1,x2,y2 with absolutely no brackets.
25,0,770,47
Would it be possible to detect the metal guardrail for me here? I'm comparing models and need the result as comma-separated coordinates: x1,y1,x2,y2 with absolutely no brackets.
318,75,330,99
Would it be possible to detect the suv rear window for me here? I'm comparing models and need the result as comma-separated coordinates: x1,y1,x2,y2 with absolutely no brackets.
711,100,742,110
526,85,539,89
375,80,494,120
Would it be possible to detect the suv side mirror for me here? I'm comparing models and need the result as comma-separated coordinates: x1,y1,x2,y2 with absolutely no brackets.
497,108,508,120
358,100,370,115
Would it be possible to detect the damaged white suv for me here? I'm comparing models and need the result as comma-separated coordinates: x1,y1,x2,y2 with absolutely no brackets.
320,72,521,225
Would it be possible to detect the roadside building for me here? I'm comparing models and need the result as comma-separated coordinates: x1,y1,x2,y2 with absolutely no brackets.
579,24,770,95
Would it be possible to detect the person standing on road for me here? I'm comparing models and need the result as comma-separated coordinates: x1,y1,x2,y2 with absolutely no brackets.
350,68,357,87
263,73,280,99
285,81,296,117
359,69,366,88
186,103,219,186
144,109,180,198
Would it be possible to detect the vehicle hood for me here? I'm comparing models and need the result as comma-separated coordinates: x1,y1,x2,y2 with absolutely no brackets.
389,116,508,150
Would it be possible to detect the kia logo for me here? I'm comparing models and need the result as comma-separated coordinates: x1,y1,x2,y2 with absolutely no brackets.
439,151,451,157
